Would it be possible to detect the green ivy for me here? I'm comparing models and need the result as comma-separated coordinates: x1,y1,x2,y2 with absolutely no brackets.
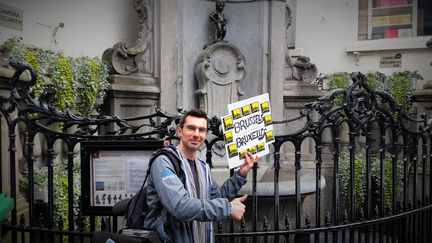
338,152,404,210
49,56,77,112
365,71,385,91
0,38,109,116
0,37,20,50
71,57,109,116
326,72,351,105
326,71,422,112
338,152,365,208
327,72,351,90
385,71,422,112
23,49,44,96
19,160,101,233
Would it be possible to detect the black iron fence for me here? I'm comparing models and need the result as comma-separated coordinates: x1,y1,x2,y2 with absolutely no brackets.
1,62,431,243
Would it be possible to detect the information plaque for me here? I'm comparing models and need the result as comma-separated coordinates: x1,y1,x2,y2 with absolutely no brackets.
81,140,163,215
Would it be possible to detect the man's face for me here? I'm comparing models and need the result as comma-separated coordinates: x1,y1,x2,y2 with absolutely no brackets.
178,116,208,152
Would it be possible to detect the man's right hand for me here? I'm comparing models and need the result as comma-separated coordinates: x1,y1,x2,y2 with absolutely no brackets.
230,194,247,221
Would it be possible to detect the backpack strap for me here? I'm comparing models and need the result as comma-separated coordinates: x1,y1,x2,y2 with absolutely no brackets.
125,148,183,225
154,150,181,176
162,151,185,185
142,148,182,187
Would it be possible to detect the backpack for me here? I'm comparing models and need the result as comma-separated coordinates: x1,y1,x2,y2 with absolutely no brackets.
123,149,182,229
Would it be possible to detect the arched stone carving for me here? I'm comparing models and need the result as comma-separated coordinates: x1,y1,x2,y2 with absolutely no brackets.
195,42,246,118
102,0,153,75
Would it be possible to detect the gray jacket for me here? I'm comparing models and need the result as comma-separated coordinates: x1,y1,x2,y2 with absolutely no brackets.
143,146,247,243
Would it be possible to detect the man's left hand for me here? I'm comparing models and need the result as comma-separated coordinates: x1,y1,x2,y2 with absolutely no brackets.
239,152,260,177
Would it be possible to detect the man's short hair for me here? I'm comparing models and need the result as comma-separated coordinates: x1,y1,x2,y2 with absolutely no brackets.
179,108,209,128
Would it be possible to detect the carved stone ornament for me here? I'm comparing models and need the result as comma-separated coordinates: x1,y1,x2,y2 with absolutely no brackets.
195,42,246,117
102,0,153,75
293,56,318,83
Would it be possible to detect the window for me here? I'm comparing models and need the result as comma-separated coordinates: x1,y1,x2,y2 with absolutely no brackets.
358,0,432,40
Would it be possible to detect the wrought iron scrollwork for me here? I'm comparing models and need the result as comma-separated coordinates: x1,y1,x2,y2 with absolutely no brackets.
3,57,432,242
342,73,377,128
274,72,430,144
0,61,184,141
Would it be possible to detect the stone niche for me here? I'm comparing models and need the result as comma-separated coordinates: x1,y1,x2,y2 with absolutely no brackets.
195,41,246,119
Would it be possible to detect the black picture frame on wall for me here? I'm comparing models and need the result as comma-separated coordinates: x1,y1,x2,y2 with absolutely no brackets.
80,139,164,215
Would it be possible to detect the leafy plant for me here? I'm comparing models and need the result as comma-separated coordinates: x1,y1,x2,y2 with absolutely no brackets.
19,160,101,233
326,72,351,105
0,36,21,50
327,72,352,90
18,170,48,196
338,151,405,210
338,152,366,208
365,71,385,91
326,71,423,112
71,57,109,116
385,71,422,112
0,38,109,116
49,56,77,112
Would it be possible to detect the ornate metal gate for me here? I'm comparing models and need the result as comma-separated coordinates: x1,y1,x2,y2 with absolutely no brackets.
1,63,431,242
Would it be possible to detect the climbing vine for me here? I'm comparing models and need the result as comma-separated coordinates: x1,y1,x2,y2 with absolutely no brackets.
338,152,404,210
71,57,109,116
386,71,422,112
49,56,77,112
0,37,109,116
326,71,422,112
326,72,351,105
19,160,101,234
326,70,422,210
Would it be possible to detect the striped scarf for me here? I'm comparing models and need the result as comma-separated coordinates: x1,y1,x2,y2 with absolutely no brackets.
174,147,213,243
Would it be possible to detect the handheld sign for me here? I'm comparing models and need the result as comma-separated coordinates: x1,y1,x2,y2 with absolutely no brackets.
222,93,274,169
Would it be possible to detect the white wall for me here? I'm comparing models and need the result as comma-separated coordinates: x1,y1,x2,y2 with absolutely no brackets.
0,0,138,58
295,0,357,72
294,0,432,88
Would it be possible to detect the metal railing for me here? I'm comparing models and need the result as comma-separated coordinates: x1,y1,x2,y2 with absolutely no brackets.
1,62,431,243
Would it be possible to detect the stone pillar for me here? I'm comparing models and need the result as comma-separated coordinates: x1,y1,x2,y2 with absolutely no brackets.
282,87,325,167
103,74,160,132
159,0,180,114
267,1,286,127
0,68,13,194
0,67,29,227
412,84,432,118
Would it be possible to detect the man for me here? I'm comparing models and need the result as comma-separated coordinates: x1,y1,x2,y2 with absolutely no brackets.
144,108,259,243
